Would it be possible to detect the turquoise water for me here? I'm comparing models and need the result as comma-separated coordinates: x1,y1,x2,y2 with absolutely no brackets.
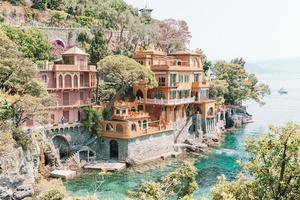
65,73,300,199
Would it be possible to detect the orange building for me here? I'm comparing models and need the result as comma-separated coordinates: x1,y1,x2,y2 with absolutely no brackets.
132,48,216,134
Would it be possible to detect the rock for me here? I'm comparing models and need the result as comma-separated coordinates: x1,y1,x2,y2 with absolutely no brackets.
0,186,13,200
13,184,34,200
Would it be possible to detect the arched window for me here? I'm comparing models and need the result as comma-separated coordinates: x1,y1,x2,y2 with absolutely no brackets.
138,120,142,128
42,75,47,83
64,74,72,88
58,75,63,88
207,107,214,116
116,124,123,133
136,89,144,99
73,75,78,88
143,120,147,129
131,124,137,132
106,123,114,132
131,107,136,112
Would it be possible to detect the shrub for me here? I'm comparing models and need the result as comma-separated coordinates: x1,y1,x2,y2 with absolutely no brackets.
40,189,64,200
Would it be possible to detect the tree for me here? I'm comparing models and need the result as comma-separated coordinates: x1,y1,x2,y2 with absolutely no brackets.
212,60,270,105
82,107,102,135
195,48,212,75
97,55,157,112
88,29,110,65
1,26,51,62
209,80,228,105
0,30,52,149
158,19,191,53
211,123,300,200
134,162,198,200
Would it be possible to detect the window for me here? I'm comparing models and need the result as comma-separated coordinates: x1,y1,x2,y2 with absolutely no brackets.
42,75,47,83
80,92,84,100
177,61,182,66
138,60,144,65
162,107,167,112
170,74,177,86
143,120,147,129
194,74,200,82
158,77,166,86
200,89,209,99
131,124,137,132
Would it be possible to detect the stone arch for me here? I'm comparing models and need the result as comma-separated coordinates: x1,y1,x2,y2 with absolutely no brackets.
73,75,78,88
64,74,72,88
110,140,119,159
52,135,70,159
52,39,66,48
106,123,114,132
136,89,144,99
116,124,123,133
58,74,63,88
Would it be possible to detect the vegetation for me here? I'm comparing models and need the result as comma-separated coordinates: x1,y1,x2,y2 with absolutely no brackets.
211,123,300,200
97,55,157,111
82,107,102,135
1,26,51,62
39,189,65,200
134,162,198,200
212,58,270,105
0,30,52,150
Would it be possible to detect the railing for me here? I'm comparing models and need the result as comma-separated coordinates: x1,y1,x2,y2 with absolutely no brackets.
146,96,195,105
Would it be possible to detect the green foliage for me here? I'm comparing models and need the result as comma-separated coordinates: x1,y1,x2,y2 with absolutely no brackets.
209,80,229,105
1,26,51,62
135,162,198,200
101,108,110,121
82,107,101,135
50,10,68,26
88,29,110,65
98,55,157,110
12,127,32,151
75,15,95,27
40,189,65,200
32,0,64,10
212,59,270,105
211,123,300,200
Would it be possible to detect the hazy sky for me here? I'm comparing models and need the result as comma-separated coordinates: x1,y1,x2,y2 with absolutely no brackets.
124,0,300,61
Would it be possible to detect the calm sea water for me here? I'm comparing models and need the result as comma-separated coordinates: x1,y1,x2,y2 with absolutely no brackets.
65,73,300,199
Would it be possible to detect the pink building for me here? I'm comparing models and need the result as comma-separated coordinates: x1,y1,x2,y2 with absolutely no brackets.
26,46,97,127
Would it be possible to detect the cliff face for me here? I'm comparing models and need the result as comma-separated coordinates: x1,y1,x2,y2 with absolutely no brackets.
0,135,41,200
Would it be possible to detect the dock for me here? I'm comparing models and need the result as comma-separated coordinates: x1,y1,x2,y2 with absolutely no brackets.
50,169,76,180
83,162,126,171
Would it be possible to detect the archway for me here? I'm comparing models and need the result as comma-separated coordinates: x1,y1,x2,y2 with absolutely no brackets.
110,140,119,159
106,123,114,132
207,107,214,116
64,74,72,88
136,89,144,99
52,135,70,160
73,75,78,87
58,75,63,88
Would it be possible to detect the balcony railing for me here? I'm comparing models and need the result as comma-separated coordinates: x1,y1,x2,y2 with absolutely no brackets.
146,96,195,105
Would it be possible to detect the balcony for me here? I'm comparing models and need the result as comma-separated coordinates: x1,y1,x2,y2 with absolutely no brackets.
192,81,209,89
146,96,195,106
52,64,96,72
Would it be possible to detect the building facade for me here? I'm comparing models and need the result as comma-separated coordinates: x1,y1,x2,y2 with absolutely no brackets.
25,46,97,128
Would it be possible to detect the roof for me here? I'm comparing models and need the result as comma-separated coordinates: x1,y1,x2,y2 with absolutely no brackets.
169,51,201,56
62,46,89,56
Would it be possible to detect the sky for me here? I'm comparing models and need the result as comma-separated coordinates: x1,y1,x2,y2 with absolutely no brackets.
124,0,300,61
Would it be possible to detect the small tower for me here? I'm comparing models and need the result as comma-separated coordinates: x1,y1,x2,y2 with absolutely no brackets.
139,5,153,18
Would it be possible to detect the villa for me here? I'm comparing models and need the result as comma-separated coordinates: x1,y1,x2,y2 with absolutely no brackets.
98,48,219,163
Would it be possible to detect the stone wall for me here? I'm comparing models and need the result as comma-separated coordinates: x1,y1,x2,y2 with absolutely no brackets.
99,130,175,163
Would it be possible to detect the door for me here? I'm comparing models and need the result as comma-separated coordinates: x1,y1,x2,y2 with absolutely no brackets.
63,111,69,123
109,140,119,159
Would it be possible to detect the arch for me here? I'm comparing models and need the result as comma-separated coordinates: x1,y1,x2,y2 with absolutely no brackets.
106,123,114,132
73,75,78,88
52,135,70,159
42,75,48,83
51,39,65,48
116,124,123,133
64,74,72,88
131,123,137,131
110,140,119,159
138,120,142,128
58,75,63,88
143,120,147,129
137,105,144,112
136,89,144,99
207,107,214,116
195,106,201,114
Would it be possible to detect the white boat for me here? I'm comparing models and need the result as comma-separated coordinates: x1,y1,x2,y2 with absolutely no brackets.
278,88,288,94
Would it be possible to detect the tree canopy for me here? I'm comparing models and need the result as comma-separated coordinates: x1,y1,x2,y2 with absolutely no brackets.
97,55,157,110
212,59,270,105
134,162,198,200
211,123,300,200
1,26,51,62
